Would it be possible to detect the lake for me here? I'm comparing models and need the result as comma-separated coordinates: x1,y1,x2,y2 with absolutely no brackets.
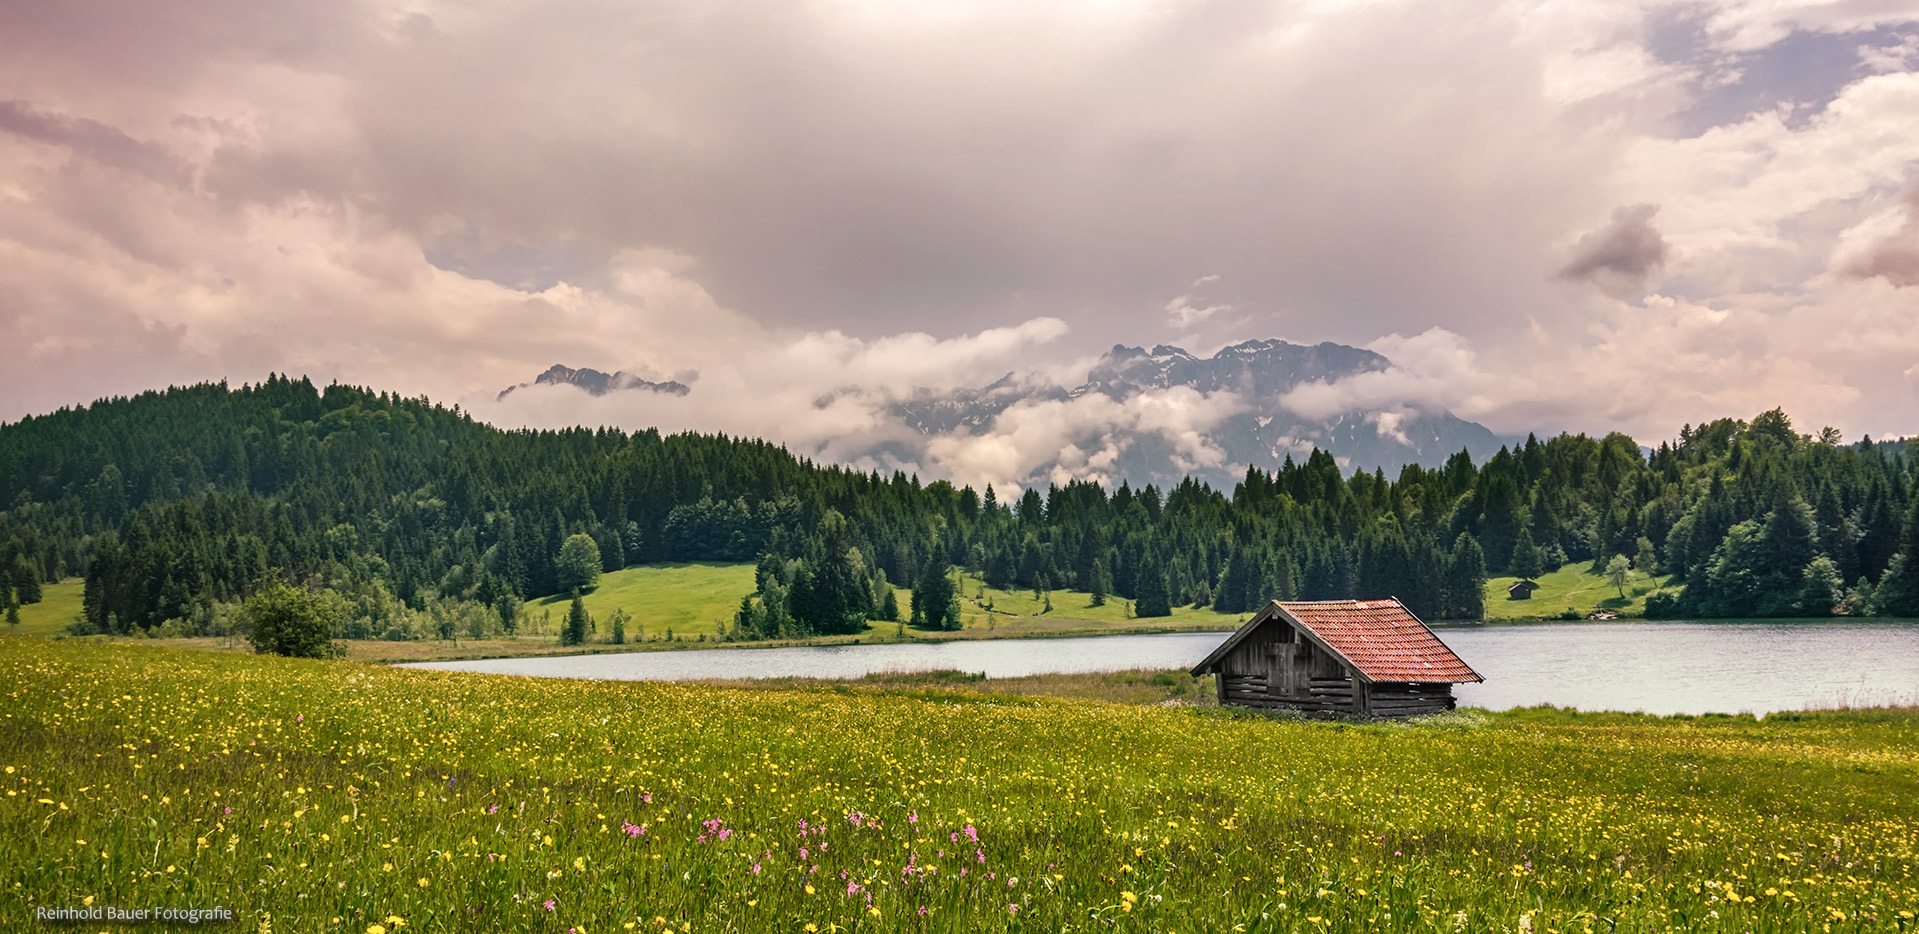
402,620,1919,716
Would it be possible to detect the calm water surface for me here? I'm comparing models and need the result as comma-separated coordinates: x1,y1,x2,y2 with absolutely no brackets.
404,620,1919,715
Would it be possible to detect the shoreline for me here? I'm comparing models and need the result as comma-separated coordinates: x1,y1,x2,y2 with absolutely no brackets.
25,613,1909,665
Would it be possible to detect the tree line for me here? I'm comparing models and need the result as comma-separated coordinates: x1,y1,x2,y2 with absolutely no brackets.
1,377,1915,644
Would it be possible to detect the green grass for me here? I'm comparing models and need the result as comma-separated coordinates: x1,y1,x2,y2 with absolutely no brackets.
5,578,84,636
1485,563,1668,620
512,565,1248,652
2,639,1914,933
529,563,759,639
954,576,1248,631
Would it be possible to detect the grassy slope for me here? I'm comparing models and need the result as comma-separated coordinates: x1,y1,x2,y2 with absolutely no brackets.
3,639,1914,934
1484,563,1667,620
7,578,84,636
954,575,1249,633
529,562,759,638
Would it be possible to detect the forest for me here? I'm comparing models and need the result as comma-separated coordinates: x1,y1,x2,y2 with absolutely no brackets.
2,375,1917,640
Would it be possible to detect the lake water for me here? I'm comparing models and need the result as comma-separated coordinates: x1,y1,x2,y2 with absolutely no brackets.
402,620,1919,716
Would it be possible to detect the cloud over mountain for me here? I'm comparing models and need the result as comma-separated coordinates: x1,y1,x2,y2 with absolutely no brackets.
483,336,1504,493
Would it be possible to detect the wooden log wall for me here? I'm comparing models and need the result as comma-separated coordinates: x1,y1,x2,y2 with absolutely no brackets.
1211,615,1459,719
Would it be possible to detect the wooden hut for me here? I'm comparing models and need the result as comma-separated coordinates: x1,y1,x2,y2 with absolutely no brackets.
1507,580,1538,600
1190,598,1481,718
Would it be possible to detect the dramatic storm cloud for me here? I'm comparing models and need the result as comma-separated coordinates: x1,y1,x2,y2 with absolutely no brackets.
1558,204,1669,295
3,0,1919,462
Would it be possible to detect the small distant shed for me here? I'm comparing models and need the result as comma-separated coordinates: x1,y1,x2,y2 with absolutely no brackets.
1507,580,1538,600
1190,598,1481,719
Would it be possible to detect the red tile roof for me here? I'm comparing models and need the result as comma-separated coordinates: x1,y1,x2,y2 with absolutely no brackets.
1276,599,1480,683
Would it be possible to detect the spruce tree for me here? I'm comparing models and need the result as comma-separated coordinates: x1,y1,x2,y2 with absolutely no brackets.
1510,526,1543,581
561,593,590,646
1443,533,1486,620
1871,495,1919,617
733,594,763,640
911,550,960,630
1135,554,1172,618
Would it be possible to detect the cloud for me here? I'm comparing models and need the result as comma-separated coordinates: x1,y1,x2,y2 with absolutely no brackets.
1164,275,1231,328
1835,179,1919,286
922,386,1247,493
1277,328,1491,421
473,315,1078,480
1558,204,1669,295
0,100,188,184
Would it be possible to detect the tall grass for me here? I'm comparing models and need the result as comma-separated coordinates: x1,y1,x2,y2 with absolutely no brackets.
3,640,1914,932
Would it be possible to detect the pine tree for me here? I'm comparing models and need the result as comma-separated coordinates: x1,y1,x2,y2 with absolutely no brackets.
561,593,590,646
1135,553,1172,618
1510,526,1543,581
911,549,960,630
1444,533,1486,620
10,559,42,605
733,594,763,640
1871,495,1919,617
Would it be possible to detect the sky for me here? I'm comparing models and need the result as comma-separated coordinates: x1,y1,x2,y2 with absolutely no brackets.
4,0,1919,479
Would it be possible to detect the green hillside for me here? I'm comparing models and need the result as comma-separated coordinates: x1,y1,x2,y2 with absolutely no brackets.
1485,563,1666,620
956,574,1247,630
529,563,759,639
6,579,83,637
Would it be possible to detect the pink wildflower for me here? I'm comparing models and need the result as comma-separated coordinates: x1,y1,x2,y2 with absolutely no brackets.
543,900,556,912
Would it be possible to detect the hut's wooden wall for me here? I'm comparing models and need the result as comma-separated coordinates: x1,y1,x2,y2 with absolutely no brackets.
1211,616,1457,718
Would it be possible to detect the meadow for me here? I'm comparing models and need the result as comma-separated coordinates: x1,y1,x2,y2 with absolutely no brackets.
9,567,1250,662
3,639,1914,933
1484,564,1663,620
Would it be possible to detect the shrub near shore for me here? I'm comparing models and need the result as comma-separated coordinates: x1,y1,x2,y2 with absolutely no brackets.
3,641,1914,933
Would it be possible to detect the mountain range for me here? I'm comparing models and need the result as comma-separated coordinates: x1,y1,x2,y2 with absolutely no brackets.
504,339,1503,487
497,364,690,401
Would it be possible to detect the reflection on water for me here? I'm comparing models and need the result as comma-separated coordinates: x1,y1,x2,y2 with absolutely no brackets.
403,620,1919,716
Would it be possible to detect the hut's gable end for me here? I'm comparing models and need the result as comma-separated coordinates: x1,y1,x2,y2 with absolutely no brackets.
1214,618,1355,707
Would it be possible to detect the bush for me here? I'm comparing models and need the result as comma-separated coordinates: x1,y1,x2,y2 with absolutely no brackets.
1643,589,1684,619
243,581,340,659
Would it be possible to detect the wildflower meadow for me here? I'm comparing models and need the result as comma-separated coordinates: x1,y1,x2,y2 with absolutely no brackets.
2,640,1913,933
